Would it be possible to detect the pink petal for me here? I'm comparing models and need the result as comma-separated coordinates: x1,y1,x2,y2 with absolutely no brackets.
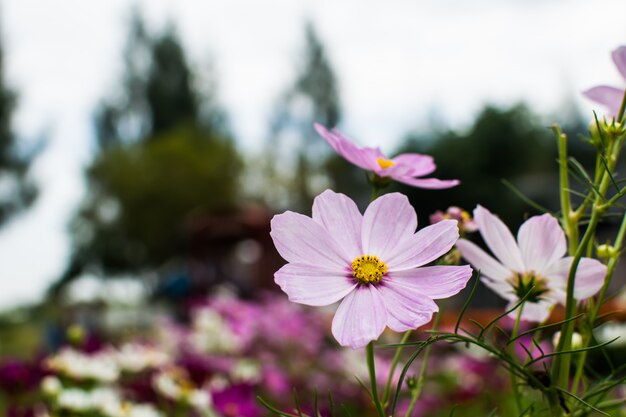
543,257,607,300
386,220,459,271
507,299,554,322
378,280,438,332
331,285,387,349
517,214,566,273
386,265,472,299
612,46,626,81
314,124,380,171
312,190,363,259
582,86,624,117
275,263,357,306
455,238,512,282
474,206,525,272
361,193,417,260
271,211,350,269
389,153,436,177
393,177,459,189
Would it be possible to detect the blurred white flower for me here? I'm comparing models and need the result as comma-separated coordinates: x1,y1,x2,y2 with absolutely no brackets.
231,359,261,383
115,343,170,373
46,348,119,383
190,308,241,353
153,367,212,411
594,321,626,347
552,331,583,350
40,376,62,397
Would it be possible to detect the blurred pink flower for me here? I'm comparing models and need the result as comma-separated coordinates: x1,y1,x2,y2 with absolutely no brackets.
270,189,472,348
314,123,459,189
456,206,606,322
430,206,478,234
583,46,626,118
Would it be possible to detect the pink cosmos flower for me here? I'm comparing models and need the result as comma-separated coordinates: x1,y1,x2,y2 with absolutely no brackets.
270,189,472,348
456,206,606,322
583,46,626,118
314,123,459,189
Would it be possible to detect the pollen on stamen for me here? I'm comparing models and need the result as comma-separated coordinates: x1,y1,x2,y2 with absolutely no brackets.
376,157,395,169
351,255,387,284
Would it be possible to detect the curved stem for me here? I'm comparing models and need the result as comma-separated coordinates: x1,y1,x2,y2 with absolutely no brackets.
509,303,525,415
382,330,412,406
366,341,386,417
404,307,444,417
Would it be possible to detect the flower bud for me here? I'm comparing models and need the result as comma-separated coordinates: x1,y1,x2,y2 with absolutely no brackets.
597,244,618,260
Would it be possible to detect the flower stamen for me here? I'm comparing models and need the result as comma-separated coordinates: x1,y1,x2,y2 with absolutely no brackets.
352,255,387,284
507,271,549,303
376,157,395,169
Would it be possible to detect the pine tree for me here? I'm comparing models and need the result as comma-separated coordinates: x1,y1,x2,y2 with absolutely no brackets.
0,36,37,226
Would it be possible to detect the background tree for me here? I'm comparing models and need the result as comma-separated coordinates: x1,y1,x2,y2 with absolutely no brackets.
0,37,37,226
54,13,241,291
263,22,344,210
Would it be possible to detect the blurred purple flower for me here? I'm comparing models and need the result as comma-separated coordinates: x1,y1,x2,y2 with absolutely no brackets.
212,384,261,417
271,189,472,348
430,206,477,234
0,358,42,395
456,206,606,322
314,123,459,189
583,46,626,118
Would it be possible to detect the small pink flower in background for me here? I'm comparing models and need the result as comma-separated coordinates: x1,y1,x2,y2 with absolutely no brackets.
456,206,606,322
583,46,626,118
314,123,459,189
270,189,472,348
430,206,478,234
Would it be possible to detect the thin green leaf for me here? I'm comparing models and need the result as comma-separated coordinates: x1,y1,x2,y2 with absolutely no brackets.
479,287,535,339
328,392,335,417
524,338,620,367
509,314,584,344
556,387,609,416
455,272,481,334
257,396,303,417
502,179,552,214
292,389,305,417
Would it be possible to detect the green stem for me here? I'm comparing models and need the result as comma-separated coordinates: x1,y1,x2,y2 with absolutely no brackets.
553,134,624,391
555,125,577,255
404,306,444,417
382,330,412,406
509,303,525,415
570,210,626,393
366,341,386,417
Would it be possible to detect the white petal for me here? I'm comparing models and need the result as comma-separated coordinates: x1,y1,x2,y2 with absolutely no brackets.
385,220,458,271
474,206,525,272
361,193,417,260
543,257,607,300
456,238,512,282
517,214,566,273
275,264,357,306
270,211,349,268
378,280,438,332
386,265,472,299
507,299,555,323
331,285,387,349
312,190,363,259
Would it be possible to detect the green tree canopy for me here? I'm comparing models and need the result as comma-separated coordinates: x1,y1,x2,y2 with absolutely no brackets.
0,39,37,226
56,13,241,290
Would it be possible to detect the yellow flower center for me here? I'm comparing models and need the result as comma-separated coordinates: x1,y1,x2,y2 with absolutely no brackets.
507,271,549,303
377,157,395,169
351,255,387,284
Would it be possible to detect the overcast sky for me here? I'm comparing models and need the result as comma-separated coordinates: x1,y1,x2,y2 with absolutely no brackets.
0,0,625,310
